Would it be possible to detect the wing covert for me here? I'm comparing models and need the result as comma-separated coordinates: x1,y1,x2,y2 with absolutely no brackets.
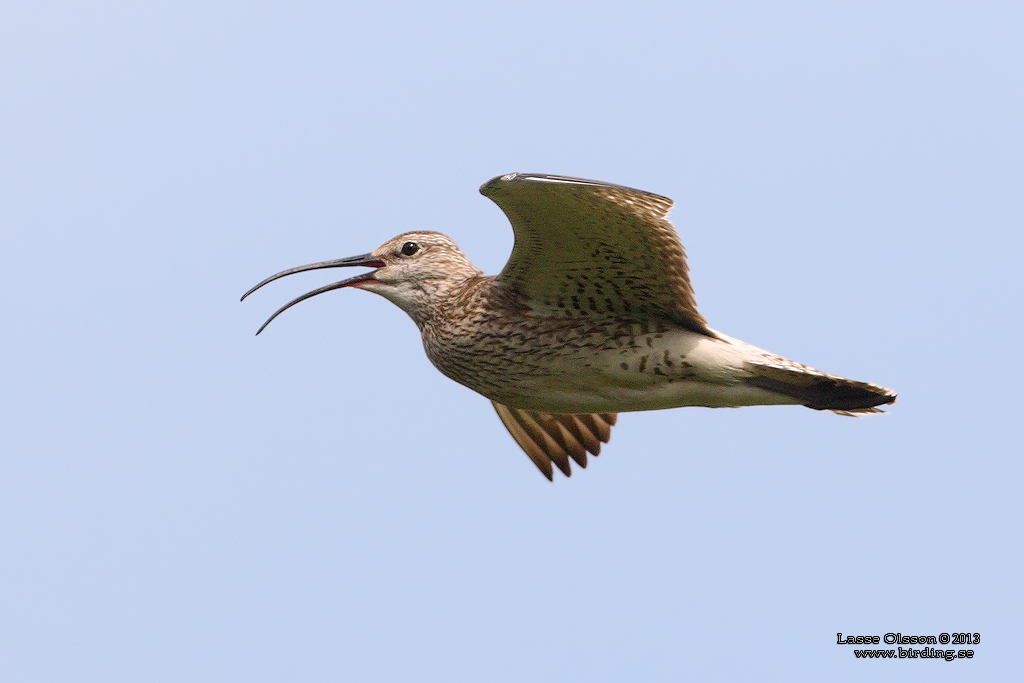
480,173,712,336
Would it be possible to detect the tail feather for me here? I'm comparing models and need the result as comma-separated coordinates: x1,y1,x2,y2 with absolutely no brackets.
745,361,896,413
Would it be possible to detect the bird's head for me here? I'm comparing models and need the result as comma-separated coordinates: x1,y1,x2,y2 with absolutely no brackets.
242,231,481,333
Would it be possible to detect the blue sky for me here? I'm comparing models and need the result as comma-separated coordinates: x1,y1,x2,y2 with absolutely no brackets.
1,2,1021,681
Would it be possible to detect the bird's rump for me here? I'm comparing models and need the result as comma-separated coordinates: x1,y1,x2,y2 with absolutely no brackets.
480,174,712,337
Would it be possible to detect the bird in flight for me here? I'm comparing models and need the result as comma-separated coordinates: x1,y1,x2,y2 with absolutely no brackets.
243,173,895,480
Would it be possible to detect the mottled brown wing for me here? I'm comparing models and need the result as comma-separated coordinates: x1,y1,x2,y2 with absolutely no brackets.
492,401,617,480
480,173,712,336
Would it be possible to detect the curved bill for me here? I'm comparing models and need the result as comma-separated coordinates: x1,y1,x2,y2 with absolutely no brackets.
241,254,385,301
241,253,385,335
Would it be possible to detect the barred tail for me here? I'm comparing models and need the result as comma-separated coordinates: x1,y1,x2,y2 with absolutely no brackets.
745,362,896,414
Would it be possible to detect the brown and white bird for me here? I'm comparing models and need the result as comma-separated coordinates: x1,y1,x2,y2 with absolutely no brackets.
242,173,895,480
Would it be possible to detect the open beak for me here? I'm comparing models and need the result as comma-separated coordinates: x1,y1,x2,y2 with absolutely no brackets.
241,253,385,335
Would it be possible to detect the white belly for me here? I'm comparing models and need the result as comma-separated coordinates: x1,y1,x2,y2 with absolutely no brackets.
480,328,801,414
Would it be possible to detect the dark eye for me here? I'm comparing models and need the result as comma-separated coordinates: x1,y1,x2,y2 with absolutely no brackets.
400,242,419,256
